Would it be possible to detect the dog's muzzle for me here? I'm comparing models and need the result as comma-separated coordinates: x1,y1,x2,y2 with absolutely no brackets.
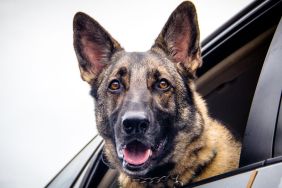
121,112,151,166
115,109,168,176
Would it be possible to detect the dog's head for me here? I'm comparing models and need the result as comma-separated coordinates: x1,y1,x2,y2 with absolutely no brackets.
73,1,202,177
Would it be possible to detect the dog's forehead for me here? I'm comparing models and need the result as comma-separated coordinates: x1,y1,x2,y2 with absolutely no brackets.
113,51,175,76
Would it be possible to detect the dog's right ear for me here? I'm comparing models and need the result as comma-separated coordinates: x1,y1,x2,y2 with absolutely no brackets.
73,12,123,83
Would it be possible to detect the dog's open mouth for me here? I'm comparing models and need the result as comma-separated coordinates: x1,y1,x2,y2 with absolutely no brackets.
120,137,167,175
123,141,152,166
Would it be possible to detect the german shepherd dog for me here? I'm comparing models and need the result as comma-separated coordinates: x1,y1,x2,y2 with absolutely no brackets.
73,1,241,187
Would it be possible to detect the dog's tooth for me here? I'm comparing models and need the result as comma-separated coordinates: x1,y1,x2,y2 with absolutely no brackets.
149,149,153,156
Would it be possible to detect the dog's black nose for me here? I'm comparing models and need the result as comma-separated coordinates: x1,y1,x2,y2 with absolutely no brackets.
122,112,149,135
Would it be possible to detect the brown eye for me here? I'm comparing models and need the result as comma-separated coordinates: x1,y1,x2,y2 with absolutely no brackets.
109,80,121,91
157,79,170,90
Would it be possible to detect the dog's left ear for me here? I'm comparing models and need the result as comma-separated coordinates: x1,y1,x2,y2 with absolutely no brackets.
152,1,201,77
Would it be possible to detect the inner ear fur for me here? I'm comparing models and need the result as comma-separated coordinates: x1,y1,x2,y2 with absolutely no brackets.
152,1,202,77
73,12,123,83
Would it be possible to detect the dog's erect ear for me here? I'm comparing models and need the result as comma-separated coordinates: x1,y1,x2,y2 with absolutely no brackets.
152,1,201,77
73,12,123,83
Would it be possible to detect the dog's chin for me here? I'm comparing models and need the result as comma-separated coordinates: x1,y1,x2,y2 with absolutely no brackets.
118,137,168,177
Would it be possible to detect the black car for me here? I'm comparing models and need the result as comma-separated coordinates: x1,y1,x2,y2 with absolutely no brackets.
46,0,282,187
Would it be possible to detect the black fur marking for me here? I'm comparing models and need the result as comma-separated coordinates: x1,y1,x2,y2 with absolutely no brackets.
153,69,161,80
180,74,194,107
102,148,115,169
90,84,98,99
192,149,217,182
118,66,127,77
153,109,178,163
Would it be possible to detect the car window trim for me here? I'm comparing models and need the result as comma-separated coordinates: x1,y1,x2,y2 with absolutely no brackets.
45,135,103,188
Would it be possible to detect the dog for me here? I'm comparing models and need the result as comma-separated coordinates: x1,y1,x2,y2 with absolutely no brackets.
73,1,241,187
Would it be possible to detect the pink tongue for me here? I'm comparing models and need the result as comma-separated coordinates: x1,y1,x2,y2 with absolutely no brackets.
123,143,151,165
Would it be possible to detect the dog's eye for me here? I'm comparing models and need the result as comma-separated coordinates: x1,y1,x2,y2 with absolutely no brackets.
157,79,170,90
109,80,121,91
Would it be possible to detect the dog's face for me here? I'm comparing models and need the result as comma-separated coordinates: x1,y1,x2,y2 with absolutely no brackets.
73,2,202,177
